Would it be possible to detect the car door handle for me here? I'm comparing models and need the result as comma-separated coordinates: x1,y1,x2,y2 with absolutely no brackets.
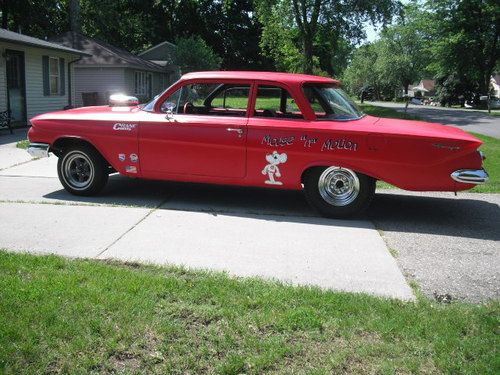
226,128,243,137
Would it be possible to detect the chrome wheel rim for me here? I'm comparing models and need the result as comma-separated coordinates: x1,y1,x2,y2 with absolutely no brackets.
318,167,360,207
62,151,94,190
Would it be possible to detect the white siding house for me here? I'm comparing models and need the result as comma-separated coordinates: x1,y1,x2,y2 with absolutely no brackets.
0,28,88,126
50,32,174,107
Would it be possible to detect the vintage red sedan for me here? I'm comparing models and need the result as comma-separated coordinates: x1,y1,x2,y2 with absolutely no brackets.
27,71,488,217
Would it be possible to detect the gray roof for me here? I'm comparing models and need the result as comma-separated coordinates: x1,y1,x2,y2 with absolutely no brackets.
50,32,165,73
0,28,89,56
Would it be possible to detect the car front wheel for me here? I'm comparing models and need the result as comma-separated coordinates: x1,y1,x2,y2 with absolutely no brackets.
304,166,375,218
57,145,108,196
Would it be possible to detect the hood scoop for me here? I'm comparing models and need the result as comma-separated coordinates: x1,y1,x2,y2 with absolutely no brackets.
109,94,139,107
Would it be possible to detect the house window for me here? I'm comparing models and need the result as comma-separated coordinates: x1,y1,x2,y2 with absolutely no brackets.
134,71,152,97
49,57,60,95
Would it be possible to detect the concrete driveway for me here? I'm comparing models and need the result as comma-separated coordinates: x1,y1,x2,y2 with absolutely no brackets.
370,101,500,138
1,130,498,302
0,136,414,301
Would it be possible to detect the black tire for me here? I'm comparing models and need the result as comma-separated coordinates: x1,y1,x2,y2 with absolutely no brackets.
303,166,375,218
57,145,108,196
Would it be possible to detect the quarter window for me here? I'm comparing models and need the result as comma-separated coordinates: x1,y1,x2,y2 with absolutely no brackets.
49,57,59,95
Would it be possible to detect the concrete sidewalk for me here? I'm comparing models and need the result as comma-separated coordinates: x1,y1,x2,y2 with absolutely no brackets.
0,150,415,301
0,129,32,170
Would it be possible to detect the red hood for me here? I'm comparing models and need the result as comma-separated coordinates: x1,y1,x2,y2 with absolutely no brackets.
31,105,141,122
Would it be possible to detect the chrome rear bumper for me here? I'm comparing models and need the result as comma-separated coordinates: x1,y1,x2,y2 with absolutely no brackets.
27,143,50,158
451,169,489,184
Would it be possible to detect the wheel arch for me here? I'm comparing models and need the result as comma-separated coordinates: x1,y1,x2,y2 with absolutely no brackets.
51,137,110,165
300,162,378,184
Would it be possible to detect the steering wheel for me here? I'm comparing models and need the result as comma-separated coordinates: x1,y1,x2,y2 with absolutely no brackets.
183,102,194,114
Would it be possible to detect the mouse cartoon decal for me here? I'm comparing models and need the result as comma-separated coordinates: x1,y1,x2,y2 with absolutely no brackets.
262,151,288,185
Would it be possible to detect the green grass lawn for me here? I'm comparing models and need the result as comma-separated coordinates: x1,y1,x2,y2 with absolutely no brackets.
358,103,421,121
470,133,499,193
16,139,29,149
0,251,498,374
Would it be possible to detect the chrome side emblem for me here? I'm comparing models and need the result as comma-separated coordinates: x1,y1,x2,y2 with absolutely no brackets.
433,143,461,150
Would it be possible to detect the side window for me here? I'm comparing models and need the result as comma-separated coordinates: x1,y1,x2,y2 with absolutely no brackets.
254,85,303,119
211,86,250,111
161,83,250,117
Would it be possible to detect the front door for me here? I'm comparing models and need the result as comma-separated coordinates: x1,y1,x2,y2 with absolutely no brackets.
139,82,251,178
5,50,27,125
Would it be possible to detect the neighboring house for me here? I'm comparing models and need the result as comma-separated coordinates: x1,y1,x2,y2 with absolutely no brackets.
490,74,500,97
411,79,436,97
50,32,172,107
0,28,88,127
138,41,180,81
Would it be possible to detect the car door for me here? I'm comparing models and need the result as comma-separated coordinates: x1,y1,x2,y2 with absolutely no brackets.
139,81,251,178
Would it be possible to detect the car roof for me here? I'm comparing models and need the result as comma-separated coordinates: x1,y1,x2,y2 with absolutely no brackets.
181,71,339,85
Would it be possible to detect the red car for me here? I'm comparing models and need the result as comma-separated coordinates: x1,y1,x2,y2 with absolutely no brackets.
27,71,488,217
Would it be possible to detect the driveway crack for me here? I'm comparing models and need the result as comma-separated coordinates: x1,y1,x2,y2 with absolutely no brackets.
94,193,174,259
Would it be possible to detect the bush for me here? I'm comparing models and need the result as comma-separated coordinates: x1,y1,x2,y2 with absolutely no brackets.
173,36,222,74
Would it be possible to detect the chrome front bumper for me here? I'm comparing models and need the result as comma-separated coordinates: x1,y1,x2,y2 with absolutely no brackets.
27,143,50,158
451,169,489,184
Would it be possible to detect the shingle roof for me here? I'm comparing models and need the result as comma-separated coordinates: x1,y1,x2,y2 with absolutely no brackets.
49,32,164,73
0,28,89,56
421,79,435,91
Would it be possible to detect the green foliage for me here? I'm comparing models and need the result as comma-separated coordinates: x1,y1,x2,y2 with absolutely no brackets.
173,36,222,74
254,0,398,75
16,139,29,150
342,3,427,99
0,0,273,71
1,251,499,373
425,0,500,100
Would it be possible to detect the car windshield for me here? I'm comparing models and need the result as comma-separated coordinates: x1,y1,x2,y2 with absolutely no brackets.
303,84,364,120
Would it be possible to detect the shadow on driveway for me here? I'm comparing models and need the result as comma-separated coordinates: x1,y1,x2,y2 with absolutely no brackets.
370,192,500,242
44,175,500,240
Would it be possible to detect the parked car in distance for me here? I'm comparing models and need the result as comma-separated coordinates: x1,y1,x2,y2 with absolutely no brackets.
27,71,489,218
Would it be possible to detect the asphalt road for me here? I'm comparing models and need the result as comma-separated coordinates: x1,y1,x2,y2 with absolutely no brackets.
370,101,500,138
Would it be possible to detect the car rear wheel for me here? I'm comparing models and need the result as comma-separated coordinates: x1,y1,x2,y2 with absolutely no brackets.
303,166,375,218
57,145,108,196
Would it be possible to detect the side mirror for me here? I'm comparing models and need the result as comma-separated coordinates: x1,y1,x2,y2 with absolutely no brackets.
109,94,139,107
163,102,176,120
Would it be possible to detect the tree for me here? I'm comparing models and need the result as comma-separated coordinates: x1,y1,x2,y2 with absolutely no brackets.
376,4,427,95
254,0,399,74
342,3,428,100
173,36,222,74
425,0,499,102
342,42,395,100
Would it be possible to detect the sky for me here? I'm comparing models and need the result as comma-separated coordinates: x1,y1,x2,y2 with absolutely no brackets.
364,22,380,43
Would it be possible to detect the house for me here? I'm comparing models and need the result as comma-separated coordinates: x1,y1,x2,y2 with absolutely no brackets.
411,79,436,97
0,28,88,127
50,32,175,106
138,41,180,76
490,74,500,97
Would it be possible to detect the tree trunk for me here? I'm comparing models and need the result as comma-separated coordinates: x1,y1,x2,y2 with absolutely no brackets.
404,82,409,95
303,35,314,74
69,0,81,33
1,1,8,29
